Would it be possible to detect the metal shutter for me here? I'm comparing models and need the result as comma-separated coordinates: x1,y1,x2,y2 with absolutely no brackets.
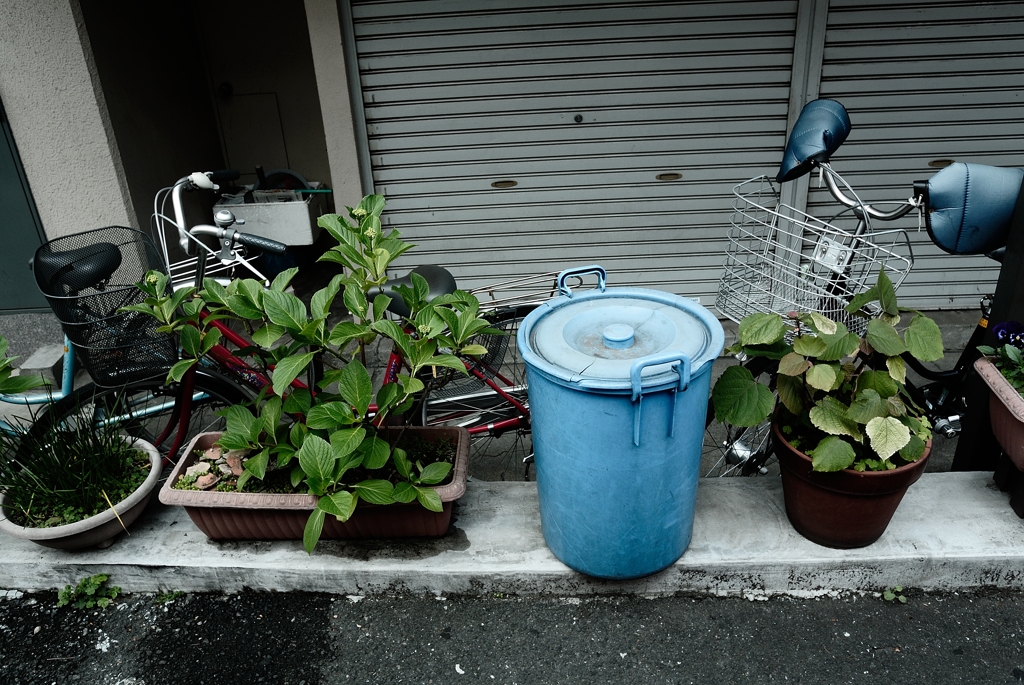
349,0,799,303
814,0,1024,310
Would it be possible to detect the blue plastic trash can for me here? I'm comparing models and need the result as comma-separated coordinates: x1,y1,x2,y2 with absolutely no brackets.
518,265,725,579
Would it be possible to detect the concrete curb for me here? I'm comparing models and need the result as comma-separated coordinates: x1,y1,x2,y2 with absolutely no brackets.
2,474,1021,598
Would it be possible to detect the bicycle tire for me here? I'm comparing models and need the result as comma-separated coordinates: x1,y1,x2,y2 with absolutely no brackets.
32,368,253,463
703,355,778,477
420,304,536,481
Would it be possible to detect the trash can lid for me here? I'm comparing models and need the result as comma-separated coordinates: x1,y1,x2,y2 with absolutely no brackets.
520,287,725,391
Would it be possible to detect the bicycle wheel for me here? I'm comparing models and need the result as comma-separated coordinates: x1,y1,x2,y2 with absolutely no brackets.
32,368,253,463
420,304,536,481
703,355,778,477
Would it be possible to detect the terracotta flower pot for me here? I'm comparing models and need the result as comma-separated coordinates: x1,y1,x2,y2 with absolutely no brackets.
159,427,469,541
773,423,931,549
0,438,162,551
975,357,1024,471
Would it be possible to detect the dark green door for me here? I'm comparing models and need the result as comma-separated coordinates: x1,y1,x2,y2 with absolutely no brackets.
0,99,47,312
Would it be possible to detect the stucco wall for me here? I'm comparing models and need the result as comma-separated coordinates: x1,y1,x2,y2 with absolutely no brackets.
305,0,364,204
0,0,133,238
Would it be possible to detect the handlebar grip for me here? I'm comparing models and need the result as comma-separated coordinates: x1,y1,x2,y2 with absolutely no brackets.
208,169,240,183
234,232,288,254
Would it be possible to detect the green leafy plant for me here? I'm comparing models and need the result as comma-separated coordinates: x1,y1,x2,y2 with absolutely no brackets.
128,194,493,553
977,343,1024,393
0,398,150,528
882,586,908,603
711,271,944,472
152,590,184,604
0,335,48,395
57,574,120,609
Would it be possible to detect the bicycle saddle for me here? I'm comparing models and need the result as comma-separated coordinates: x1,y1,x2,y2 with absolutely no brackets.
918,162,1024,255
377,264,458,319
33,242,122,296
776,99,852,183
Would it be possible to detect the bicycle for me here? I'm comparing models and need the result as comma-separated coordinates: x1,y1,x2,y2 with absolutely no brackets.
703,98,1022,477
27,172,293,462
28,172,553,481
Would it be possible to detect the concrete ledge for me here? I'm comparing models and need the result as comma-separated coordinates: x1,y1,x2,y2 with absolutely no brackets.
1,473,1022,598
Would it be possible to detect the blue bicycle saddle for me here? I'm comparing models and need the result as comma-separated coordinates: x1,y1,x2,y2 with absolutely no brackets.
776,99,852,183
924,162,1024,255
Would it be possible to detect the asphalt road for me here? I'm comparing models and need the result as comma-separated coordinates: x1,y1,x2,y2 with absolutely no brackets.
2,588,1023,684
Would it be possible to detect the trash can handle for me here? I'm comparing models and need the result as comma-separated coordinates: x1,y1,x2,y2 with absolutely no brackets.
629,353,691,447
557,265,607,298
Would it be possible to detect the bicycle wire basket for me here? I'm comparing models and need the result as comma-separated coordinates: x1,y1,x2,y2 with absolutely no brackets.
716,176,914,336
33,226,177,387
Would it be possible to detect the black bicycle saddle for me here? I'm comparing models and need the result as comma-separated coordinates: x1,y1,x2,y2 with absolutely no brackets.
33,242,122,296
378,264,458,319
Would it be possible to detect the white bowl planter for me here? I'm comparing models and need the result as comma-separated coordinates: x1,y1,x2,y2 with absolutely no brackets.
0,438,162,551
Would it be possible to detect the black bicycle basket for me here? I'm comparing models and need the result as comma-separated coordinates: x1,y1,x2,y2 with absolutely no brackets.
33,226,176,387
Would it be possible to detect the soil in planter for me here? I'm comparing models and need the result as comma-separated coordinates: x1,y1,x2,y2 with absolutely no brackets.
3,448,150,528
173,432,457,493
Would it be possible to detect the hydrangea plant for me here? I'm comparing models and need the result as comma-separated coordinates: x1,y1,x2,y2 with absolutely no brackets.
128,194,495,552
711,271,944,472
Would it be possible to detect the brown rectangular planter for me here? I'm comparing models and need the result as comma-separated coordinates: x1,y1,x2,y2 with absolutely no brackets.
975,357,1024,471
159,427,468,541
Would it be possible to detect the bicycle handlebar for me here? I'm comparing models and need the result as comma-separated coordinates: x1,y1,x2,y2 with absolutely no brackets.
820,165,918,222
189,226,288,254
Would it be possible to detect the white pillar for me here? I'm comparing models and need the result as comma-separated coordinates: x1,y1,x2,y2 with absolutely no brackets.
0,0,133,238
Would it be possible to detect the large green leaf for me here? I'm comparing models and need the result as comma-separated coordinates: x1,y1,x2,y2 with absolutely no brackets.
793,335,827,358
179,325,202,358
352,479,395,505
270,267,299,292
809,396,862,441
904,314,944,362
886,355,907,385
317,491,357,521
738,312,786,346
343,284,369,321
306,402,357,430
866,416,911,459
272,352,315,396
392,481,417,504
805,363,837,392
311,275,344,320
337,360,373,416
865,319,907,357
220,405,261,441
899,434,927,462
808,435,857,472
711,364,775,427
302,509,326,554
296,434,336,495
844,285,878,315
846,389,888,424
776,374,805,415
803,312,838,336
224,294,263,320
876,269,899,315
817,322,861,362
415,486,443,512
330,427,366,458
242,447,270,480
418,461,453,485
263,289,308,332
857,370,899,398
252,324,286,348
360,435,391,470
